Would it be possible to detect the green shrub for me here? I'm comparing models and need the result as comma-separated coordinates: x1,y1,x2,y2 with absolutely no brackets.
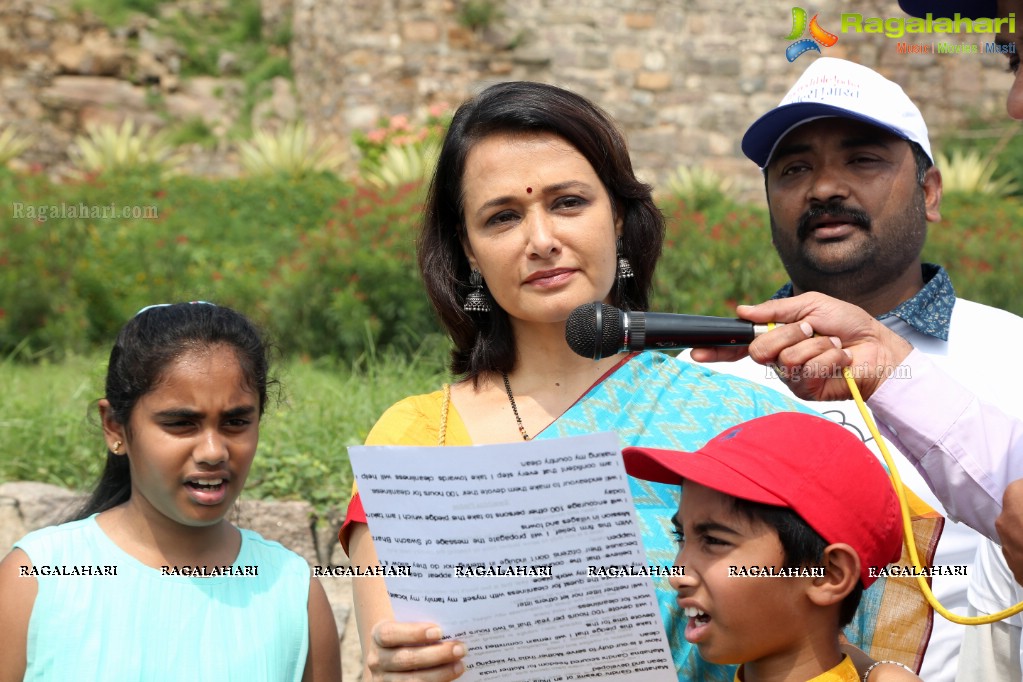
3,169,1021,363
264,182,444,357
653,196,788,316
924,193,1023,314
0,172,351,358
0,172,449,361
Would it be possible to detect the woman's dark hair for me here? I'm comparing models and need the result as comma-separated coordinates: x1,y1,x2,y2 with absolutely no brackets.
731,497,864,629
69,303,276,521
418,81,665,382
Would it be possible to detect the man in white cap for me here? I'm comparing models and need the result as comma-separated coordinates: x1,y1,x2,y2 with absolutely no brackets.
692,56,1023,682
697,3,1023,585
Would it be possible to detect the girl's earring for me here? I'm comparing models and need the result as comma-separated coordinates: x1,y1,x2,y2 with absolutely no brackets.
112,441,122,454
616,237,634,280
464,269,492,313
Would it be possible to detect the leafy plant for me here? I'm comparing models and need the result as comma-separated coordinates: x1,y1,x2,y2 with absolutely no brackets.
0,125,34,166
935,149,1019,198
69,120,184,177
662,165,737,212
238,122,347,178
363,140,441,189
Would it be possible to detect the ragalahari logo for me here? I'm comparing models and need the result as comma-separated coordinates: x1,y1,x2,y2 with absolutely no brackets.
785,7,839,61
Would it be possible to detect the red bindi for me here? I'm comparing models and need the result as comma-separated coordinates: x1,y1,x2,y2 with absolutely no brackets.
526,187,532,193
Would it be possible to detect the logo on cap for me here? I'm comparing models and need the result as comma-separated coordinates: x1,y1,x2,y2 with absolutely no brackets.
785,7,839,62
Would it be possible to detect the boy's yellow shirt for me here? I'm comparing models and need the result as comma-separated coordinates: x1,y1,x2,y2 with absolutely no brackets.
734,655,860,682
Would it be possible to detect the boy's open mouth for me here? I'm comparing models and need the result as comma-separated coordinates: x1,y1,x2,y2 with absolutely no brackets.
684,606,712,644
684,606,710,625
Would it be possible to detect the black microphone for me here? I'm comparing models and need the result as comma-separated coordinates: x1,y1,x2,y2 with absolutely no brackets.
565,302,779,360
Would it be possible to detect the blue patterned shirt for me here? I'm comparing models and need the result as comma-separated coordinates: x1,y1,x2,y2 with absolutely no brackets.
771,263,956,341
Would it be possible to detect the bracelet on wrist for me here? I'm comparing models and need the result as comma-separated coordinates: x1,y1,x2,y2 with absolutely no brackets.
862,659,914,681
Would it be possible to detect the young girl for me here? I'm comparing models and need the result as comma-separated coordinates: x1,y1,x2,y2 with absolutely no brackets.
0,302,341,681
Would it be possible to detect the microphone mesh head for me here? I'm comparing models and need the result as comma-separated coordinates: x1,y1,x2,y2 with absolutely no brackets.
566,302,623,359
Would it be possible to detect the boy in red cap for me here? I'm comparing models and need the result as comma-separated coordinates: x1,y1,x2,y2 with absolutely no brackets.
623,412,920,682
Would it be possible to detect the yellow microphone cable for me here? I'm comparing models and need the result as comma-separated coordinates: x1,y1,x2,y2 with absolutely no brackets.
843,365,1023,625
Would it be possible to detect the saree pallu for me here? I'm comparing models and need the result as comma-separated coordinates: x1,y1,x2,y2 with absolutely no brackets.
344,351,942,680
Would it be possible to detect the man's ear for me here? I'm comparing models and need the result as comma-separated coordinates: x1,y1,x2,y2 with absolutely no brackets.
807,543,861,608
923,165,942,223
98,398,127,455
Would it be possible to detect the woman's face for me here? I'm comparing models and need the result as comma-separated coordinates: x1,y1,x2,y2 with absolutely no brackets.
460,131,621,327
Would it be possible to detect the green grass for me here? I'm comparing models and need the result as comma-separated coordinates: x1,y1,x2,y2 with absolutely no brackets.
0,353,106,489
0,343,450,515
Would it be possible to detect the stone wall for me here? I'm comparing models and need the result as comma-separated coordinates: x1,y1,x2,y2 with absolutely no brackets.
0,0,1016,186
290,0,1016,190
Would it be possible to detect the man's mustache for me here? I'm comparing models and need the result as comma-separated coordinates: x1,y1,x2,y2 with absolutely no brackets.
797,202,872,240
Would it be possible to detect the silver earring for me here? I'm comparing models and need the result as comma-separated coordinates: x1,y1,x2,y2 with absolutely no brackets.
616,238,634,280
464,269,491,313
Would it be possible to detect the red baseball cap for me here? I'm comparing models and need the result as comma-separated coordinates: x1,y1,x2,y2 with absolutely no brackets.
622,412,903,588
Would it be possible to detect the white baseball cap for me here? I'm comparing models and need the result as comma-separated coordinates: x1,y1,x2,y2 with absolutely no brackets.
742,57,932,168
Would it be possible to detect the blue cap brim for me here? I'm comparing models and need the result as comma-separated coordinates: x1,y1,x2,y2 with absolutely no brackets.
898,0,999,20
741,103,917,168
